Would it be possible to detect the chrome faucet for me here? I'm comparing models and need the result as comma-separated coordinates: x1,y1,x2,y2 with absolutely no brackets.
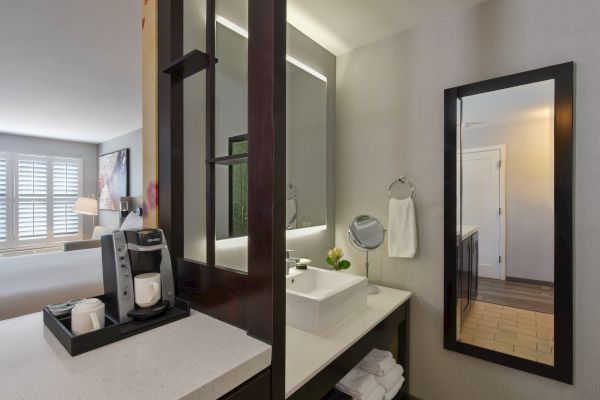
286,249,298,275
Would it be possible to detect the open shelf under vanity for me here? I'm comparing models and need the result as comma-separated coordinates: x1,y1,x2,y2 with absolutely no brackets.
286,286,412,400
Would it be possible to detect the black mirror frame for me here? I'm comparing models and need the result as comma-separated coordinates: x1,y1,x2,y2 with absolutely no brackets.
443,62,574,384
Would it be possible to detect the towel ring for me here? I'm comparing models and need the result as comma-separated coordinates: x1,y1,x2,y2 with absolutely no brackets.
287,182,297,200
286,183,298,230
388,176,416,199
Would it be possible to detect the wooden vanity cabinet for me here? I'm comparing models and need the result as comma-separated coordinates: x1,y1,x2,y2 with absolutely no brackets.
458,231,479,320
219,370,272,400
470,233,479,300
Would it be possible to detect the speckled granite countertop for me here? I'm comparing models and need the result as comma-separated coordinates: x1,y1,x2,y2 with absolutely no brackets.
0,310,271,400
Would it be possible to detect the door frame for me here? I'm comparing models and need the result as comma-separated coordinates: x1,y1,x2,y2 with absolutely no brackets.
461,144,506,280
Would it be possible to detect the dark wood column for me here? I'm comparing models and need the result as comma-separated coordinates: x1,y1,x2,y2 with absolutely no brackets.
157,0,287,397
246,0,286,398
157,0,184,260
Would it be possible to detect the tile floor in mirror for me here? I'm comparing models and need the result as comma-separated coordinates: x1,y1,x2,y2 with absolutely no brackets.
459,301,554,365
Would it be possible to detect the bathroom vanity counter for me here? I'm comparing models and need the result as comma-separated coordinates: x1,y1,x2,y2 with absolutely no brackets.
0,310,271,400
286,285,411,398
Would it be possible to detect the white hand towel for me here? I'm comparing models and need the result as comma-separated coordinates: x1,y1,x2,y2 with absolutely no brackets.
358,349,396,377
375,364,404,392
388,197,417,258
384,376,405,400
365,384,386,400
335,367,378,399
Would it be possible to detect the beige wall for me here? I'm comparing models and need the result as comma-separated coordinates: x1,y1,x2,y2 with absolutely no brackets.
335,0,600,398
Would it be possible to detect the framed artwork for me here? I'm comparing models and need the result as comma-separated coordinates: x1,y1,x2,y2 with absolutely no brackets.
98,149,129,210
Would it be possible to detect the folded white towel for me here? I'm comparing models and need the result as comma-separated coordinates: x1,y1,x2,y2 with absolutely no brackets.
366,384,386,400
358,349,396,377
335,367,378,399
388,197,417,258
384,376,405,400
376,364,404,392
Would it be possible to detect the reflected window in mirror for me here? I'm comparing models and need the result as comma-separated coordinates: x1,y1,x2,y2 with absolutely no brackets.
228,135,248,238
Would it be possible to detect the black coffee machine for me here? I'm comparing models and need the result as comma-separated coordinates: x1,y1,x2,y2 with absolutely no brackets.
101,229,175,323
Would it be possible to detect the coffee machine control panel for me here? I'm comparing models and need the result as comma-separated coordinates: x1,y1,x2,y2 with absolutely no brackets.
112,231,134,321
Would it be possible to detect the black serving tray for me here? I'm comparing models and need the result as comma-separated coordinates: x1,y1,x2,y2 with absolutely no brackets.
43,295,190,356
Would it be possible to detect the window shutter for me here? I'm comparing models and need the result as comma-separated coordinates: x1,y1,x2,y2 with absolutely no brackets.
53,160,81,236
18,159,48,196
0,157,7,241
17,158,48,240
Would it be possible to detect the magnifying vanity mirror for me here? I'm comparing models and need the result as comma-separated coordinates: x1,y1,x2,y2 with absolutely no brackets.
348,215,385,295
444,63,573,383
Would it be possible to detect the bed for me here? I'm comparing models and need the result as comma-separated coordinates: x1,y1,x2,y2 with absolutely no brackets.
0,248,104,321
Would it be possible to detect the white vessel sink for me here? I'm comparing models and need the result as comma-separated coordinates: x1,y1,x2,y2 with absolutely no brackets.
286,266,367,335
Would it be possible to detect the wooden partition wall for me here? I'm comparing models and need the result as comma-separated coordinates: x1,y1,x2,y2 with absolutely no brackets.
156,1,286,398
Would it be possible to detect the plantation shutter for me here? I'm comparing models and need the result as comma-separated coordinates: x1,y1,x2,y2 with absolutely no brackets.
0,156,7,242
17,157,49,240
53,159,81,235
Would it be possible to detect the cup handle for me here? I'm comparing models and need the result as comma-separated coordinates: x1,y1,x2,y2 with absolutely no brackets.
150,281,160,302
90,312,101,331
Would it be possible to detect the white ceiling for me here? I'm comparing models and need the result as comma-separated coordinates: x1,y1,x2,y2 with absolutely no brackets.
287,0,490,56
0,0,142,144
463,80,555,128
0,1,491,144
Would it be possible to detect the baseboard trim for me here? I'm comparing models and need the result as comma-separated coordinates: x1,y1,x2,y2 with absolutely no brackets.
505,276,554,287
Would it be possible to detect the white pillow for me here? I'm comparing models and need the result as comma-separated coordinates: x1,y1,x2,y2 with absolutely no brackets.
91,226,114,240
120,212,143,231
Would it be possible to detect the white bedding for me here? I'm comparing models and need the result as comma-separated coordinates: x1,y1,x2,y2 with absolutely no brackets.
0,248,104,321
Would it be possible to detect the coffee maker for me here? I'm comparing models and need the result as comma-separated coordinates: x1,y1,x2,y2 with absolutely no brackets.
101,229,175,323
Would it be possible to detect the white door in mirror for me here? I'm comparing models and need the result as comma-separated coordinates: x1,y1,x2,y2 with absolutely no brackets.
71,298,105,336
134,272,161,308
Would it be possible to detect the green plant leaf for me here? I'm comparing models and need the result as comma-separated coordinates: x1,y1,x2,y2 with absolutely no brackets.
326,257,334,266
338,260,351,270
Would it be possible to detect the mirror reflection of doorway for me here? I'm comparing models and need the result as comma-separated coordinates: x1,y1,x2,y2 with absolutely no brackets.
457,80,556,366
462,146,504,280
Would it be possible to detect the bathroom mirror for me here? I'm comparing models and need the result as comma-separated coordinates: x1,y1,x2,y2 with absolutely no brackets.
444,63,573,383
349,215,385,250
214,11,328,243
348,215,385,295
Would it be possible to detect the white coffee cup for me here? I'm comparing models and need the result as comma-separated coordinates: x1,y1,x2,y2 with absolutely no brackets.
134,272,161,308
71,298,105,336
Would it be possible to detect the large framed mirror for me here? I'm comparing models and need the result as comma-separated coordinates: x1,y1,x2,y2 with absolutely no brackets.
205,2,328,273
444,63,573,383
